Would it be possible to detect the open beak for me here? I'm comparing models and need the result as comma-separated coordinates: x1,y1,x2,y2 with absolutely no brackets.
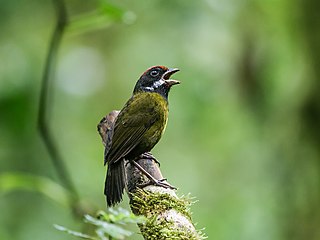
163,68,180,86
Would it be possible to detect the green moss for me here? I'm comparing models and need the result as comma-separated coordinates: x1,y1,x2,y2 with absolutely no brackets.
131,189,192,220
130,189,207,240
139,217,202,240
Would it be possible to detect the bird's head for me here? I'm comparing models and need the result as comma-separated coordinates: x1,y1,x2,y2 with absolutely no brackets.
133,66,180,98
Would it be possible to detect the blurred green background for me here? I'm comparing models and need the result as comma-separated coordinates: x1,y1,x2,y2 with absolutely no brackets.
1,0,320,239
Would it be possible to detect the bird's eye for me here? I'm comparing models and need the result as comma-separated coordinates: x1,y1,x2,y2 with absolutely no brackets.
150,70,159,77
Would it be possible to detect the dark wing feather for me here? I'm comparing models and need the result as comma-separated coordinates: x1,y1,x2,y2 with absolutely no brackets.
104,95,158,165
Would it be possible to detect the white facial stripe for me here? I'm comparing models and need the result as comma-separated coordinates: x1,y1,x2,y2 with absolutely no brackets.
153,79,165,88
144,79,165,91
144,86,154,90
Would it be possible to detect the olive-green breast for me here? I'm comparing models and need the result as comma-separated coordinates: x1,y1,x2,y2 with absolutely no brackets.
128,92,169,155
106,91,169,163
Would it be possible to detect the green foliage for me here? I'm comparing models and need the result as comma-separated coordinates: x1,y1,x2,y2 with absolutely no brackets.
54,225,94,240
55,208,145,240
0,172,70,207
67,2,135,35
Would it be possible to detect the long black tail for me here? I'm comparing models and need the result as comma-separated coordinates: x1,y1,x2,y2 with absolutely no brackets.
104,161,126,207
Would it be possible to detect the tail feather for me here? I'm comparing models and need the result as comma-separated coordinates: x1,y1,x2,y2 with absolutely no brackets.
104,161,126,207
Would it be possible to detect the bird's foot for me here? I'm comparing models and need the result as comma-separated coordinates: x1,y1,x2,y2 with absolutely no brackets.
131,160,176,190
138,178,177,190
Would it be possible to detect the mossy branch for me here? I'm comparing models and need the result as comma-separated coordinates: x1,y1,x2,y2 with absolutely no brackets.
98,111,206,240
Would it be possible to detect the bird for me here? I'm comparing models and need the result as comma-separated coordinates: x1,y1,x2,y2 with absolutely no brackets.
104,65,180,207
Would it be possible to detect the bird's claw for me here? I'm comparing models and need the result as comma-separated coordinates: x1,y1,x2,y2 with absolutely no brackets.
137,179,177,190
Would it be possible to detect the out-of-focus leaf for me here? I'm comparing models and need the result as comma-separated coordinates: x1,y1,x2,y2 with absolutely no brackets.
102,208,146,224
0,172,70,207
54,224,96,239
85,214,132,239
95,228,109,240
67,3,135,35
99,2,126,20
67,10,115,35
56,209,145,239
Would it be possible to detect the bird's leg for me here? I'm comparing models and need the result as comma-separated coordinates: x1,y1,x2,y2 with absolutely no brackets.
131,160,176,190
139,152,161,166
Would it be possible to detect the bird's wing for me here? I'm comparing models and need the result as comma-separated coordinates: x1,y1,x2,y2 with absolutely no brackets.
104,95,158,165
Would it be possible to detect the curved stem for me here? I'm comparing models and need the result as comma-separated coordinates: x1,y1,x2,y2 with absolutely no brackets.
38,0,78,203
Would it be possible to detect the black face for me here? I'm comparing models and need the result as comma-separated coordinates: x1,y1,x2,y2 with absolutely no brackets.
133,66,180,98
135,66,167,91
